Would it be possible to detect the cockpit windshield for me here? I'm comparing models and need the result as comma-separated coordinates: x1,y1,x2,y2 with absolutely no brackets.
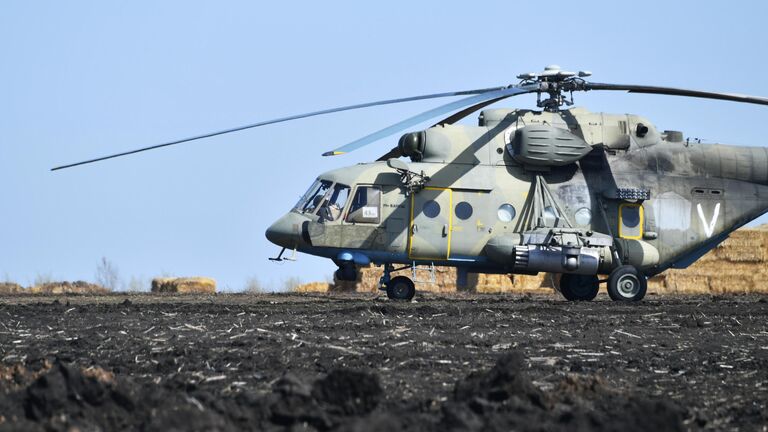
293,179,350,221
318,183,350,221
295,179,332,214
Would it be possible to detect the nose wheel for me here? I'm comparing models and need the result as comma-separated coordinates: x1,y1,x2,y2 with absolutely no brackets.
386,276,415,301
607,265,647,301
335,262,358,282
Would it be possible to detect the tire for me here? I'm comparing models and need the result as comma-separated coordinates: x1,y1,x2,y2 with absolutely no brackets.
335,263,357,282
386,276,415,301
559,273,599,301
607,265,647,301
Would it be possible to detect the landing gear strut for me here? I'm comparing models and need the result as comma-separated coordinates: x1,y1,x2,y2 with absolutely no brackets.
607,265,647,301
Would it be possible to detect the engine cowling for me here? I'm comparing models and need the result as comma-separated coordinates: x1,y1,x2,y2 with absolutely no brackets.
507,124,592,167
398,131,427,161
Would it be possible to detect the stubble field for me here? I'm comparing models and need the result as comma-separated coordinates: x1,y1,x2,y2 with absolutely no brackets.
0,292,766,431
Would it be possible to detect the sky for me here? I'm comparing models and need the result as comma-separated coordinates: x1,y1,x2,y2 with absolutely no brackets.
3,1,768,291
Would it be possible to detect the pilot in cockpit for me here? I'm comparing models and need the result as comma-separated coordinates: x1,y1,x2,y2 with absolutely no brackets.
320,184,349,221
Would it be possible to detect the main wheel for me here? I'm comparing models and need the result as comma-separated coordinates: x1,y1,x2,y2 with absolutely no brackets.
607,265,647,301
335,263,357,282
386,276,415,301
559,273,599,301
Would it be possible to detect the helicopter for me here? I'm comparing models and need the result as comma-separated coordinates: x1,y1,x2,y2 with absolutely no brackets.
53,65,768,302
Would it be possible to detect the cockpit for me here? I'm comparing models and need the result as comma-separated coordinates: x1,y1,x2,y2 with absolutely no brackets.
294,179,350,222
293,178,381,224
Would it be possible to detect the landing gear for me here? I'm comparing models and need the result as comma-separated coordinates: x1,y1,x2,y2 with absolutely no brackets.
607,265,647,301
335,262,357,282
378,264,416,301
559,273,599,301
386,276,415,301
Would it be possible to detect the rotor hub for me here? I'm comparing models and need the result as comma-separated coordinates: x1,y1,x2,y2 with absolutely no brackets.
517,65,592,112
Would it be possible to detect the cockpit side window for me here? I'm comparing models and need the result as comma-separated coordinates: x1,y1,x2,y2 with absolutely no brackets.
318,184,350,221
296,180,332,214
346,186,381,224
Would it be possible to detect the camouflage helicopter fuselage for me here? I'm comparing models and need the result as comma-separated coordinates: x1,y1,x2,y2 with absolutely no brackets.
47,63,768,300
265,106,768,292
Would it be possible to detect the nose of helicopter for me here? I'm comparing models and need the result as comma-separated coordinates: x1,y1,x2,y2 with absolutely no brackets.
265,212,308,249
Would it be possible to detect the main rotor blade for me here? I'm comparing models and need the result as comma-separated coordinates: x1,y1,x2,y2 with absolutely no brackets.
585,83,768,106
51,86,508,171
322,84,538,156
432,95,509,127
375,94,504,160
375,146,403,162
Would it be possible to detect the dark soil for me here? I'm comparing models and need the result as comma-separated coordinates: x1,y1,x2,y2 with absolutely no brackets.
0,292,765,431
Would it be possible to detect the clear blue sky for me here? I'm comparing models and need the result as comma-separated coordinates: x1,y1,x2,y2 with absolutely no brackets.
3,1,768,291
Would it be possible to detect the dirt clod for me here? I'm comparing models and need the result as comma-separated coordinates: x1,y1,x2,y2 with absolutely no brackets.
312,369,383,415
443,353,684,432
454,352,545,407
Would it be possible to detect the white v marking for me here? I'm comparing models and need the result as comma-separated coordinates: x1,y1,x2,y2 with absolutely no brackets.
696,202,720,238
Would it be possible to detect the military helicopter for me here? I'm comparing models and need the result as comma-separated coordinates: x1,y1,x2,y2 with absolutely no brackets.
53,65,768,302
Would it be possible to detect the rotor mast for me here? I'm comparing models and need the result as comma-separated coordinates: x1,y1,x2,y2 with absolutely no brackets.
517,65,593,112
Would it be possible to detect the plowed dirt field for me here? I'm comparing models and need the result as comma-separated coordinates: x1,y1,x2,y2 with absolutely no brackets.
0,293,765,431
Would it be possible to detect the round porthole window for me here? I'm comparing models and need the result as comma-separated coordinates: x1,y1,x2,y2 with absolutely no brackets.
455,202,473,220
423,200,441,218
574,208,592,226
497,204,516,222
